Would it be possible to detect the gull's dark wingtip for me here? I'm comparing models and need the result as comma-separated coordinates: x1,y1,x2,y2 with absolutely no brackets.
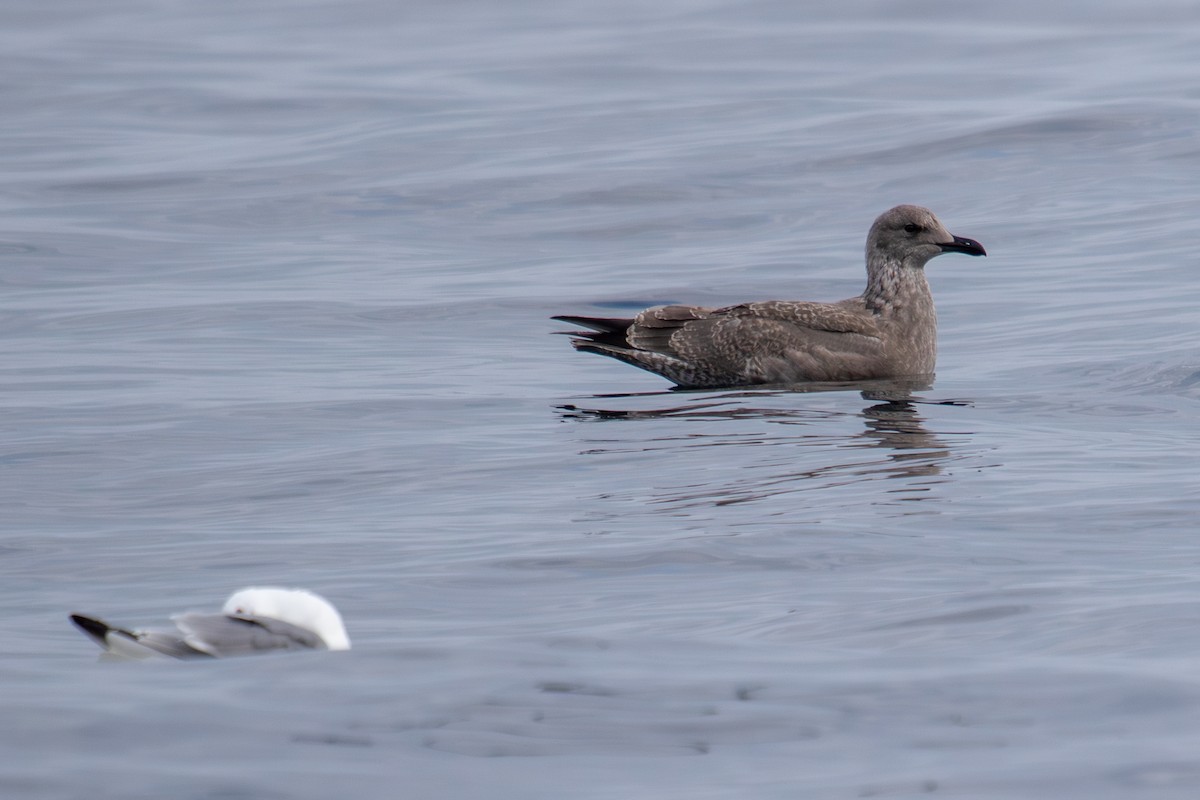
69,613,112,645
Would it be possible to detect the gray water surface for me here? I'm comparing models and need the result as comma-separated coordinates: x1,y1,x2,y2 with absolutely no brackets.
3,1,1200,798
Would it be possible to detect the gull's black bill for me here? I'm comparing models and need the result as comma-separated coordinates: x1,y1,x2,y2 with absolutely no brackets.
939,235,986,257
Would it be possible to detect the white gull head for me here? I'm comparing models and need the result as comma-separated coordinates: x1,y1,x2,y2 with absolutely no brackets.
222,587,351,651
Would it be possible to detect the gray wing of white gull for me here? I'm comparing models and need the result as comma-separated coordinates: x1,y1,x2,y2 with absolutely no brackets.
69,612,326,659
174,612,326,656
69,613,212,659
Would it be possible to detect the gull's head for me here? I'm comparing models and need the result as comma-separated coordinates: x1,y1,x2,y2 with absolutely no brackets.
866,205,986,269
223,587,351,651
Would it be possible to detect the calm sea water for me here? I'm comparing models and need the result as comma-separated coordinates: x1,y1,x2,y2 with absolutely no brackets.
3,0,1200,797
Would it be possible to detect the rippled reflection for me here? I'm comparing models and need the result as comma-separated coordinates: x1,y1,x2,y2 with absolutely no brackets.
558,380,974,512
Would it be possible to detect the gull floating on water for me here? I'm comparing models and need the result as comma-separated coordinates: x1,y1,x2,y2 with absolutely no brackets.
69,587,351,659
554,205,986,389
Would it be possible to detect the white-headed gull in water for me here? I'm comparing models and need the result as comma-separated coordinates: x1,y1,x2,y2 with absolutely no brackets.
69,587,351,659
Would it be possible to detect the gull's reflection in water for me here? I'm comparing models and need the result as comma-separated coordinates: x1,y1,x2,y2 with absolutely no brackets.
558,378,971,510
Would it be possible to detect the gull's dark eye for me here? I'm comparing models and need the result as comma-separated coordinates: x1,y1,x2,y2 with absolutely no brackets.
903,223,921,234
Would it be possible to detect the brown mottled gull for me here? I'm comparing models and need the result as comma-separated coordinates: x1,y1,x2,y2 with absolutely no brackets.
554,205,985,389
